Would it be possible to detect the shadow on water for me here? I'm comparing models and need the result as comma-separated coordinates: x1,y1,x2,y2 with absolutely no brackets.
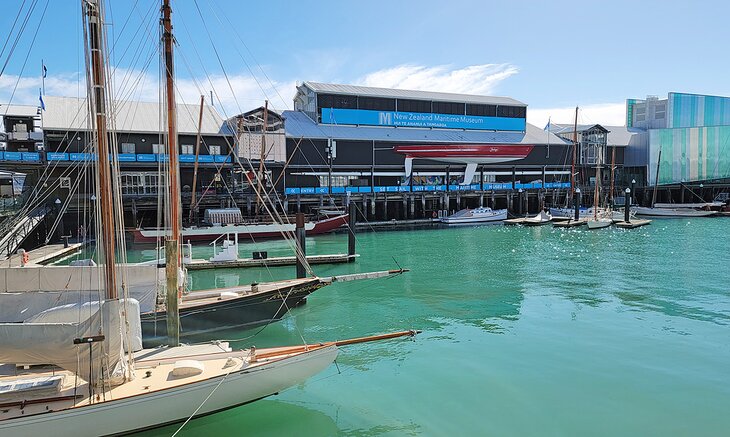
133,399,340,437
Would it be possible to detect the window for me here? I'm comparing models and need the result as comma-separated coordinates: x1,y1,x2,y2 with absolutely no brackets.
120,173,159,195
152,143,164,154
432,101,465,115
497,106,526,118
358,96,395,111
466,104,497,117
209,145,221,155
181,144,193,155
317,93,358,111
397,99,431,113
121,142,135,154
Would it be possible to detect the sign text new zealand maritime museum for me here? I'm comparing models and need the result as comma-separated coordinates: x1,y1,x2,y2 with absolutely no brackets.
320,108,525,131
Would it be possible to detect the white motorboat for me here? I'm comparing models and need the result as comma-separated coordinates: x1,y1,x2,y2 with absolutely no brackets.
441,206,508,224
634,206,716,217
523,210,553,226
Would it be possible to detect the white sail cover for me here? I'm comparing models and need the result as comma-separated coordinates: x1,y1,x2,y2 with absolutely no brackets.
0,265,160,322
0,300,127,384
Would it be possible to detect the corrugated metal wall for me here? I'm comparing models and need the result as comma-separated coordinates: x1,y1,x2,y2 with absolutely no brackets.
649,125,730,184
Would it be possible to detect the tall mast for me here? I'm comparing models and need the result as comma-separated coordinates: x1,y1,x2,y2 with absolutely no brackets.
162,0,180,346
609,145,616,205
256,100,268,215
84,0,117,300
571,106,578,199
593,143,601,220
189,95,204,223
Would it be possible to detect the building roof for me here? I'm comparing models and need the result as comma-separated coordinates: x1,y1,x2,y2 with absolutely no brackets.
40,96,226,135
283,110,566,145
301,81,526,107
0,104,40,118
550,123,646,147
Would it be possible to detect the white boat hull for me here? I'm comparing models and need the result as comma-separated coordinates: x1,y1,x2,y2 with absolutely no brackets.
549,207,594,218
586,218,612,229
441,208,507,224
0,346,337,436
634,207,716,217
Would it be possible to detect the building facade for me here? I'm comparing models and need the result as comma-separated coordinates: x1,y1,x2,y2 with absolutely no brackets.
627,92,730,186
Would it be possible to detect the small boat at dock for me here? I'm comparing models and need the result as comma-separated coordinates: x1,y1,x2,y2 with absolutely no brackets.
634,206,716,217
130,214,348,243
440,207,507,224
523,210,553,226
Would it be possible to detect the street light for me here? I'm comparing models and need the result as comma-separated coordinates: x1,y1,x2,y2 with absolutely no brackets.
624,179,636,205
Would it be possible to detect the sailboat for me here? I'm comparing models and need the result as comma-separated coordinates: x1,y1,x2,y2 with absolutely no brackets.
633,145,716,218
586,143,612,229
0,2,417,434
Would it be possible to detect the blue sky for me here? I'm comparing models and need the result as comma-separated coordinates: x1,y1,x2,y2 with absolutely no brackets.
1,0,729,126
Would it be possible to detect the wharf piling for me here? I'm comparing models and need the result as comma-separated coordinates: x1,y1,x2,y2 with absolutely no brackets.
295,213,307,279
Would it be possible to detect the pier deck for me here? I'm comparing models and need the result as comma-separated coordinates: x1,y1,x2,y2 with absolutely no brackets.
3,242,84,266
185,253,357,270
552,218,588,228
614,219,652,229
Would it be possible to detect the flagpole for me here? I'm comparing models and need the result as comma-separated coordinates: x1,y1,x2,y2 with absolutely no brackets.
41,59,45,95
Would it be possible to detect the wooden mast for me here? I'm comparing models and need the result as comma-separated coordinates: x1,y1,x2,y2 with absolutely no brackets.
189,95,204,223
85,0,117,299
593,144,601,220
651,146,662,207
162,0,180,346
256,100,268,215
571,106,578,199
609,145,616,205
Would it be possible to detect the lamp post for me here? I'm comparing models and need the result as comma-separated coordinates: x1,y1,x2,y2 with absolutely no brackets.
574,187,581,221
54,198,64,243
630,179,636,205
624,187,631,223
518,188,524,216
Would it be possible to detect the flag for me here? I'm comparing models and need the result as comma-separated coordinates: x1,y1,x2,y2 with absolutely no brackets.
39,89,45,111
42,64,47,78
543,116,551,131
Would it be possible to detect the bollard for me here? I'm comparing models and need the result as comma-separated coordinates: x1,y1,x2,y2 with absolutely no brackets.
348,202,356,261
295,213,307,278
624,187,631,223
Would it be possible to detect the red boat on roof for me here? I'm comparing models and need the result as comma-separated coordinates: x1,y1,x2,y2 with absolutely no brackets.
130,214,348,243
393,144,533,163
394,144,534,184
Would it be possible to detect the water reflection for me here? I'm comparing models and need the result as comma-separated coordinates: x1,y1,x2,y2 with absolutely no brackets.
133,399,340,437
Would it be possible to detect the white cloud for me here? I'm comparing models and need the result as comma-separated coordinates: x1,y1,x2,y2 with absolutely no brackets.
356,63,519,95
528,103,627,128
0,69,294,117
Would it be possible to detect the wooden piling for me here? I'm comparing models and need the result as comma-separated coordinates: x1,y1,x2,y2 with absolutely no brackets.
295,213,307,278
348,202,356,261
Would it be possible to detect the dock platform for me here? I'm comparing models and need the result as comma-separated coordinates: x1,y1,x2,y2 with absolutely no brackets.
3,242,85,266
552,218,588,228
185,253,357,270
614,219,652,229
503,218,529,225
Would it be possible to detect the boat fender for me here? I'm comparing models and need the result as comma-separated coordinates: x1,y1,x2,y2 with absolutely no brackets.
171,360,205,377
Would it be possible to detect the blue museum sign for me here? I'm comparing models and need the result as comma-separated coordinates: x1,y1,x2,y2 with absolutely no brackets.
320,108,525,131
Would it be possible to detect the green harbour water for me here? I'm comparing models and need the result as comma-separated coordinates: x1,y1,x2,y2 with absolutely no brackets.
84,218,730,436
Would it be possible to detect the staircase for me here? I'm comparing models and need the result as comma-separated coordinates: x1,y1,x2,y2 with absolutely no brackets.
0,206,48,259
